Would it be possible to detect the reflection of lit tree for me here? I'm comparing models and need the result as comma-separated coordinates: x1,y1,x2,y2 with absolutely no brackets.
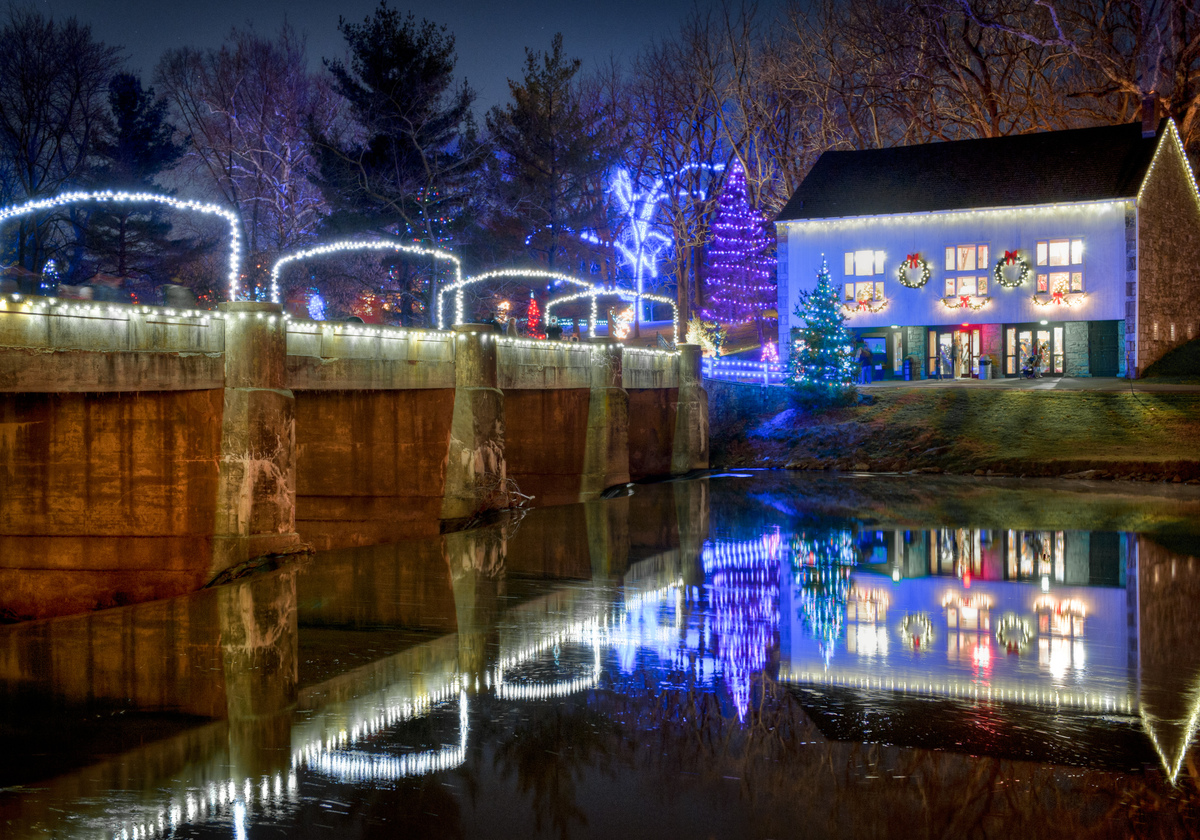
702,531,782,720
790,531,859,666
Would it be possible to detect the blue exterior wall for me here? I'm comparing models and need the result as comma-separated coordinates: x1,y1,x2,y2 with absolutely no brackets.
778,200,1130,362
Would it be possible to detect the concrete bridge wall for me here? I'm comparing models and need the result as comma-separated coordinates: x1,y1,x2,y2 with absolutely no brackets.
0,297,707,619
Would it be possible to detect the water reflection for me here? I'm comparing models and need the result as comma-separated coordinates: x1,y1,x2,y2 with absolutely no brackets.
2,475,1200,838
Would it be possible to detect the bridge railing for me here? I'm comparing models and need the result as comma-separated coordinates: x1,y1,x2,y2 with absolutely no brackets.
701,357,786,386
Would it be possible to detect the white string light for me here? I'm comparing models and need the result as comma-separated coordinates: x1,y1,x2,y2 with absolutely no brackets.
438,268,595,329
270,239,462,307
0,190,244,300
544,287,680,345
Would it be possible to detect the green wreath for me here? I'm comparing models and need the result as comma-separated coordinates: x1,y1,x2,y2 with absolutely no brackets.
897,254,931,289
993,251,1031,289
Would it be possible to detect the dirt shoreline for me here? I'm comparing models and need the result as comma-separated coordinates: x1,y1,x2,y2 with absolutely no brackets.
709,382,1200,484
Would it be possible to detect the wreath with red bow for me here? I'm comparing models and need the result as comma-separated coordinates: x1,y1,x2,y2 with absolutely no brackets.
896,253,931,288
993,249,1030,288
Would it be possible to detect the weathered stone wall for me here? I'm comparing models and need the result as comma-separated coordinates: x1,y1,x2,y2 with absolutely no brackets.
502,389,592,507
1064,320,1090,376
628,388,677,479
0,389,223,620
904,326,926,378
1135,133,1200,376
293,388,456,549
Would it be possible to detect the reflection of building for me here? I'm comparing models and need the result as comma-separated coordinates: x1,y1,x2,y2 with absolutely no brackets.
861,527,1127,589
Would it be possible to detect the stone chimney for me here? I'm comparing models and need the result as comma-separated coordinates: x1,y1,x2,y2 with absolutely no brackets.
1142,92,1159,138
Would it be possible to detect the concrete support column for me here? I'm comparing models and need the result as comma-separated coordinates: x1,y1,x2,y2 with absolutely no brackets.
671,343,709,474
581,341,630,500
211,302,300,580
441,325,506,521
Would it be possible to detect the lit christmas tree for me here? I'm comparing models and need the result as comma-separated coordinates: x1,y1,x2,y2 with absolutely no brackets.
791,530,859,667
526,290,545,339
701,158,775,325
788,257,855,390
703,531,781,721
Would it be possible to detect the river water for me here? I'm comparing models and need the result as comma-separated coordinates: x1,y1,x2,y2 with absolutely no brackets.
3,473,1200,838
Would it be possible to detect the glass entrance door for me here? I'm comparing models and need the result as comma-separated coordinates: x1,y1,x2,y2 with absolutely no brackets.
952,328,982,378
1012,325,1065,376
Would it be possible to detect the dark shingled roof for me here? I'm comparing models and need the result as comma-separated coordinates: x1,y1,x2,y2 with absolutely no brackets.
776,121,1161,222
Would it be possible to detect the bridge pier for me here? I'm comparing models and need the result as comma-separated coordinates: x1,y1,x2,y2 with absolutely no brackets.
440,326,507,521
672,344,709,474
581,341,630,499
211,302,302,579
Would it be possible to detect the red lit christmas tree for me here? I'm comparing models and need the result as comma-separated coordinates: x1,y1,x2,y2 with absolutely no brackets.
526,290,545,339
702,158,775,326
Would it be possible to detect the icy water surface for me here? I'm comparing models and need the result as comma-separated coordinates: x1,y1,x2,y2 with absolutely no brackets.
3,473,1200,838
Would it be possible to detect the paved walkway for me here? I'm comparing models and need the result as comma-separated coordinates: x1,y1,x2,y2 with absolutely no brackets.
862,376,1200,392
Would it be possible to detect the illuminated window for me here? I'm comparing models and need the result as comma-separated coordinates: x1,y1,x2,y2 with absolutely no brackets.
957,245,976,271
945,243,990,297
845,250,887,276
1154,321,1160,340
1171,323,1176,341
873,281,885,301
1036,239,1084,290
844,283,854,301
854,281,876,301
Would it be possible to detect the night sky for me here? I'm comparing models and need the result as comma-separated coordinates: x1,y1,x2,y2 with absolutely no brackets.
41,0,724,111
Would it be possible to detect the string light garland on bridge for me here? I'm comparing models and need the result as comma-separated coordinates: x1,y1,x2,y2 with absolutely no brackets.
270,239,462,308
0,190,244,300
439,268,594,329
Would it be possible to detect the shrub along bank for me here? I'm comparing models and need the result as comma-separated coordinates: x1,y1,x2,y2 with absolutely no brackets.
709,382,1200,482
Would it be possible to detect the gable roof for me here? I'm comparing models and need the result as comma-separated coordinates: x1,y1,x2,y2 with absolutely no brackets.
776,121,1161,222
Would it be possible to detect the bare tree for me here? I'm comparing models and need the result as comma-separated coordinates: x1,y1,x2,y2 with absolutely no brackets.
157,24,338,297
0,9,121,271
949,0,1200,151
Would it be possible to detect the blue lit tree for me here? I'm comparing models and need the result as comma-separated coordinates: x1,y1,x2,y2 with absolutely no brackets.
788,257,855,393
701,159,774,326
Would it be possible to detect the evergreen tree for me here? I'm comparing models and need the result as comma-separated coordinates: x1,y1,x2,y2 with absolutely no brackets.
485,34,621,269
312,2,481,324
788,257,855,391
701,159,774,325
525,290,544,339
86,73,189,280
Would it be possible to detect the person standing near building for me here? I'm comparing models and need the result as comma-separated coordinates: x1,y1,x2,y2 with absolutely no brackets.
855,339,873,385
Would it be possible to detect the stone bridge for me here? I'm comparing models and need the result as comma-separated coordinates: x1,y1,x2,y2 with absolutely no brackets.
0,298,708,620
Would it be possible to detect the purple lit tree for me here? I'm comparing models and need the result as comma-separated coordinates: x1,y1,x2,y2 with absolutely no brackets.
701,158,775,329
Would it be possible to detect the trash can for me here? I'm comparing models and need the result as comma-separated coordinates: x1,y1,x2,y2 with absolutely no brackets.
979,358,992,380
902,357,913,381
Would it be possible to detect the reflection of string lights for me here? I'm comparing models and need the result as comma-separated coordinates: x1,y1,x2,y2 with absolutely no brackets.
304,691,469,782
780,667,1133,712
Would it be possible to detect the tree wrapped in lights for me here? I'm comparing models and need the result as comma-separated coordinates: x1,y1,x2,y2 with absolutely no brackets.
701,159,774,326
791,530,859,667
526,290,545,339
788,257,855,395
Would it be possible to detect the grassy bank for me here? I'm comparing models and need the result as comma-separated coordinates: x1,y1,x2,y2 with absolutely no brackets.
712,386,1200,481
